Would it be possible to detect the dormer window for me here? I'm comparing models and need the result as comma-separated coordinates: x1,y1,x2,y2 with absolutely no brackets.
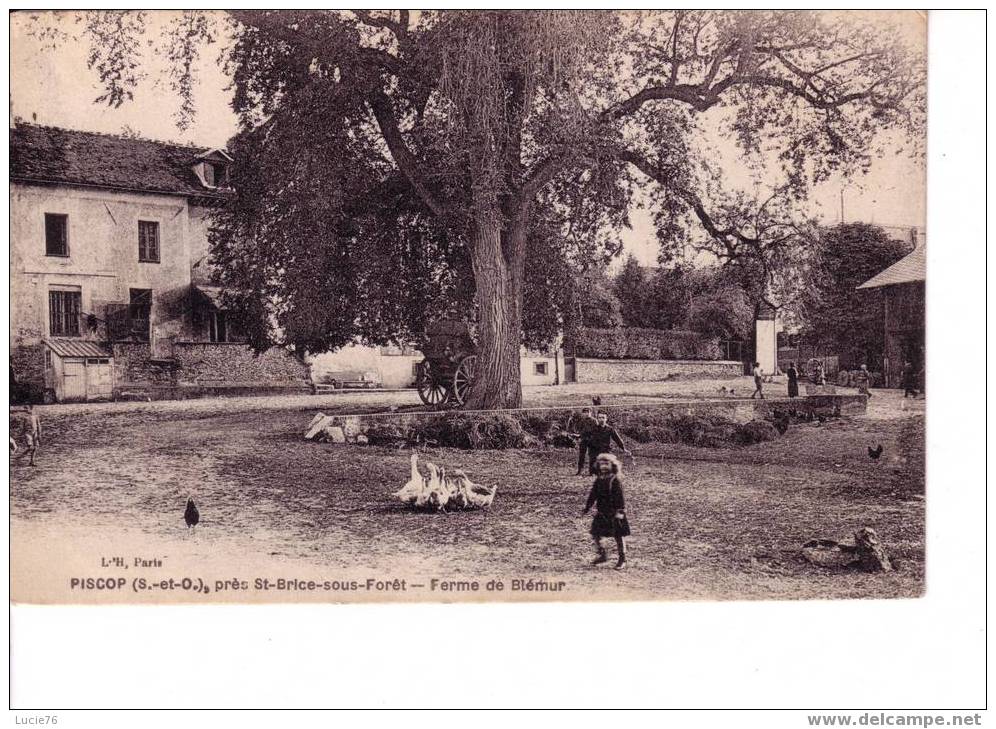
194,149,234,190
203,161,229,188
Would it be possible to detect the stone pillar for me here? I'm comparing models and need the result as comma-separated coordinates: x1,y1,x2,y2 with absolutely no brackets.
755,307,778,375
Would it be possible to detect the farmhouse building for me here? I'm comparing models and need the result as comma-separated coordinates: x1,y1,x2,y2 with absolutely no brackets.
9,123,310,402
856,243,926,387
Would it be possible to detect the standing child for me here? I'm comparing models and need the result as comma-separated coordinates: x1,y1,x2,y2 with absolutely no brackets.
572,407,598,477
582,453,630,570
585,411,631,475
9,404,41,466
751,362,765,400
855,364,873,398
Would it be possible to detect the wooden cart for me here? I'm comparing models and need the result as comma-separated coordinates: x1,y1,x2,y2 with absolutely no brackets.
414,319,478,407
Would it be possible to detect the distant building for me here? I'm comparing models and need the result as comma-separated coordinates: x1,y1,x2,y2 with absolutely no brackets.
9,123,310,402
856,244,926,387
308,343,562,390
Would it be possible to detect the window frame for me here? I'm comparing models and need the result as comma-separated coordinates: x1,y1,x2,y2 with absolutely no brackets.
44,213,69,257
128,288,153,342
138,220,161,263
533,361,549,376
209,311,229,343
48,288,82,337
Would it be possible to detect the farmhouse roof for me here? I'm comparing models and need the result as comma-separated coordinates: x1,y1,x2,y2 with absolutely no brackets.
44,338,112,359
856,245,926,289
9,123,230,199
193,285,227,310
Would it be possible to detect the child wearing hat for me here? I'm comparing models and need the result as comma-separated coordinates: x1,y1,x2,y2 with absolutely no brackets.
582,452,631,570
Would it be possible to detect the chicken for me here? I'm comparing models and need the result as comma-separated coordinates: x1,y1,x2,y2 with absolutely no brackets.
451,470,497,509
772,412,790,436
420,462,454,511
592,395,602,406
184,497,200,530
393,453,424,504
867,444,884,460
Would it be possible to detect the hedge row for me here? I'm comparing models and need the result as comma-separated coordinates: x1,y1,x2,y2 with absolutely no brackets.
364,408,794,451
573,327,722,361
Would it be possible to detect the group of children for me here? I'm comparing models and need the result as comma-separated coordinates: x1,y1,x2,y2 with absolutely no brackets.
572,408,632,571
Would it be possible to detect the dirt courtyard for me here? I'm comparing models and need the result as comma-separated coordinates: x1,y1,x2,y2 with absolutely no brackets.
10,381,925,603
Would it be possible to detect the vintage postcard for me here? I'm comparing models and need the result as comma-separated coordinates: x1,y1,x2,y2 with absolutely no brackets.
9,10,927,605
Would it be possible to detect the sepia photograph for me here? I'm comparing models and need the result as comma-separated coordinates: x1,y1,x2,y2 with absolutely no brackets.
8,5,991,720
7,9,931,608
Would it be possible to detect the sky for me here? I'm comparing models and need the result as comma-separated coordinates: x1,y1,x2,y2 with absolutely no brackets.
9,10,926,267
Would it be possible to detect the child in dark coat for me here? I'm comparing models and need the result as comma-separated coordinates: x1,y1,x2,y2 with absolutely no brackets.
573,407,598,476
585,412,631,475
582,453,631,570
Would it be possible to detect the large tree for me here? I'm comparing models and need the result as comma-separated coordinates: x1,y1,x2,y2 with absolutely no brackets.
613,256,652,328
63,9,924,407
799,223,911,368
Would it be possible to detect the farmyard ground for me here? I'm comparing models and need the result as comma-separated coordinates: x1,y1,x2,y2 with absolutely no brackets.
10,377,925,603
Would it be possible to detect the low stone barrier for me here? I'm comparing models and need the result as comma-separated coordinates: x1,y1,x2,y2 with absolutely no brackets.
573,358,742,383
306,394,866,445
114,382,313,401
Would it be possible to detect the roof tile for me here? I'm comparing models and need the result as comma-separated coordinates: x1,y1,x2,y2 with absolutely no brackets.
44,338,113,358
857,246,926,289
10,124,229,198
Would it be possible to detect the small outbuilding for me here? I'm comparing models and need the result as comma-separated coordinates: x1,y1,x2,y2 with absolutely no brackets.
43,338,114,403
856,245,925,388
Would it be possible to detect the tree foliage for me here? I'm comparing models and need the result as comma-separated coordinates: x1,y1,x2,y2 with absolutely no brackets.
576,270,624,330
799,223,911,366
610,262,754,341
612,256,653,329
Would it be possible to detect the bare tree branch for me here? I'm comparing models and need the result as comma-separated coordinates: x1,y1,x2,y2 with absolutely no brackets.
367,90,446,218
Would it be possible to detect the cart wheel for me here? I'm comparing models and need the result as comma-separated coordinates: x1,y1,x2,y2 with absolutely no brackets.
452,355,477,406
416,362,449,407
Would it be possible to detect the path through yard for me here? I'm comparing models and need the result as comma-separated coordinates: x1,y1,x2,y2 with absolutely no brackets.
10,382,925,603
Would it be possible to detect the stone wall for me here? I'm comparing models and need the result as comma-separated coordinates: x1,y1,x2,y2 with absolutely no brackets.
112,343,178,386
574,358,742,383
10,342,47,402
110,341,311,399
172,342,310,386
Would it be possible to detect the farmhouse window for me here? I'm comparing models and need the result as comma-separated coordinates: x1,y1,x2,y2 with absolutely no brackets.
45,213,68,256
534,362,548,376
49,289,81,336
202,162,230,189
129,288,152,342
138,221,160,263
209,311,229,343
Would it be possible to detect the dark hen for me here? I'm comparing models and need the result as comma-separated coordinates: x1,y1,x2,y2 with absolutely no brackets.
867,444,884,460
184,497,200,529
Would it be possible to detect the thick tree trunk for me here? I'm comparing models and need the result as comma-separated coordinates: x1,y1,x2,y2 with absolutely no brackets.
464,219,523,410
